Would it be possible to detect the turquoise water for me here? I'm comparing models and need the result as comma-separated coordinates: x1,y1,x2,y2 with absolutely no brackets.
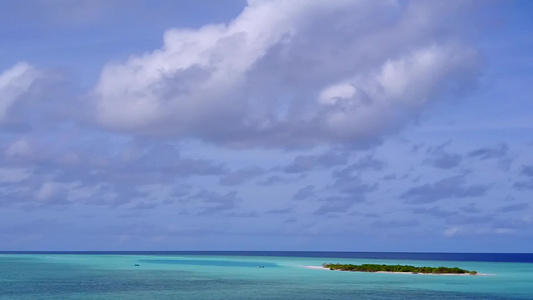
0,253,532,299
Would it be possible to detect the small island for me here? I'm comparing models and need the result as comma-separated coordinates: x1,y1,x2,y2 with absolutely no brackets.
322,263,477,275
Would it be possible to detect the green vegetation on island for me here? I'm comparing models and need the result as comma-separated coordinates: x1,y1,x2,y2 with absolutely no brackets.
322,263,477,275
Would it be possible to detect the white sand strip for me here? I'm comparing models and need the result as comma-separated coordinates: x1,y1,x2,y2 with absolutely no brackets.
303,266,328,270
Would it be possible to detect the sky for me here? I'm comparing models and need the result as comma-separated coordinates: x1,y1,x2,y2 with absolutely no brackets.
0,0,532,252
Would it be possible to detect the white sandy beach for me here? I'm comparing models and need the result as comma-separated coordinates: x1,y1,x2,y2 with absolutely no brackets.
304,266,329,270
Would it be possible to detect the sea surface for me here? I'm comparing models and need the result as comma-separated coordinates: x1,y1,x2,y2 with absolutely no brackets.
0,252,532,299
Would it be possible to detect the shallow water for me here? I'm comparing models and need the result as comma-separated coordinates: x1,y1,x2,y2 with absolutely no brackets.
0,253,531,299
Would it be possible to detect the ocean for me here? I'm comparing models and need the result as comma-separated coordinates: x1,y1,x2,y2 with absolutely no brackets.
0,252,532,299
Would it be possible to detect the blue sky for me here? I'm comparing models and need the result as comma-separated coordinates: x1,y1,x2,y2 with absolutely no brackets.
0,0,532,252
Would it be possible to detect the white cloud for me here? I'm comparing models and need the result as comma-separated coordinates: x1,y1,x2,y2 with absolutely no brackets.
318,44,479,141
34,182,69,205
318,84,356,106
0,167,31,183
443,226,461,237
35,182,59,201
5,138,34,158
92,0,481,147
0,63,40,122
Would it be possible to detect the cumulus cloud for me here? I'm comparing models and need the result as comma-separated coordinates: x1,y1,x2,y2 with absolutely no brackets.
184,189,241,215
283,149,349,173
401,175,489,204
460,203,482,214
443,226,461,237
332,155,385,179
314,195,365,215
0,136,226,208
513,181,533,191
424,143,462,169
497,203,529,213
512,165,533,190
267,206,294,214
92,0,481,147
257,174,301,186
34,182,70,206
412,206,456,218
521,165,533,177
219,167,265,186
292,185,316,201
123,143,225,177
0,63,40,124
468,144,508,160
4,138,36,159
330,175,378,196
0,167,31,183
314,175,375,214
